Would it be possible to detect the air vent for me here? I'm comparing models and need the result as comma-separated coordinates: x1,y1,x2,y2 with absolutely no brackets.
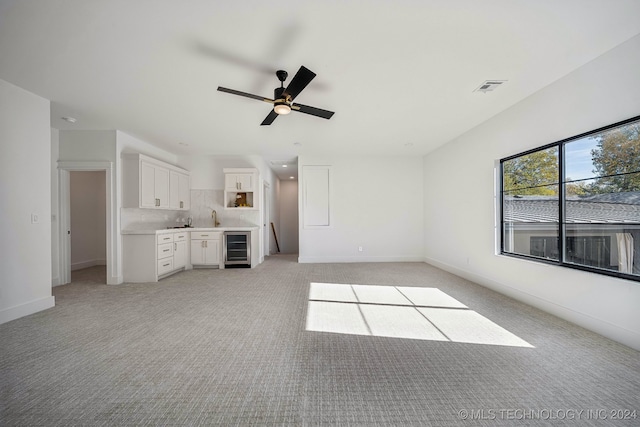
474,80,507,93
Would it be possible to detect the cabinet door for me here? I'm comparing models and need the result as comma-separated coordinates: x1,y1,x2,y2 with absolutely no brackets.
174,240,187,269
190,240,204,265
225,174,239,190
169,171,181,209
204,239,220,265
236,174,253,191
155,167,170,209
169,171,190,210
179,173,190,210
140,162,157,208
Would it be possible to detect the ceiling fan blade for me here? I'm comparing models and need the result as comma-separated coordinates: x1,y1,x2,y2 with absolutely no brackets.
283,66,316,101
292,103,335,120
260,109,279,126
217,87,273,103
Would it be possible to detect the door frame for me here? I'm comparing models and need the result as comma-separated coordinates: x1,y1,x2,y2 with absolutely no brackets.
58,161,118,285
263,180,270,261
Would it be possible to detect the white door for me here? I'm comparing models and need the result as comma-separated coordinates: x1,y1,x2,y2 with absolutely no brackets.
203,239,219,265
169,170,180,209
179,173,190,210
140,162,156,208
237,173,253,191
174,240,187,269
190,240,204,265
225,174,239,190
155,167,170,209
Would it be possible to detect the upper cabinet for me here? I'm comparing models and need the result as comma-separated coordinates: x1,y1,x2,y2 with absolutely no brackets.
169,170,190,210
223,168,259,210
140,161,170,208
225,173,255,192
123,153,190,210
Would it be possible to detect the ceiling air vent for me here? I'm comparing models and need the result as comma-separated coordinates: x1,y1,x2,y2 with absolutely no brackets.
474,80,507,93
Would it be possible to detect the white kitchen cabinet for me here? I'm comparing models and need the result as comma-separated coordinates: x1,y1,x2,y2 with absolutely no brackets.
123,153,189,210
223,168,259,210
169,170,190,210
225,173,254,191
123,230,189,282
191,231,221,267
173,232,188,269
141,161,170,208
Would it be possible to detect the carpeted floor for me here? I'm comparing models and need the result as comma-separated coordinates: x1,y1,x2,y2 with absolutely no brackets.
1,255,638,426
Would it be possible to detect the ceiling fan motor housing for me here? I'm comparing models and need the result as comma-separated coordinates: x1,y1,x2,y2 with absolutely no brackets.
274,86,286,100
276,70,288,83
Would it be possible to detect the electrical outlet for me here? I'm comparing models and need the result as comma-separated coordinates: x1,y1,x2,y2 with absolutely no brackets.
358,246,363,252
31,213,39,224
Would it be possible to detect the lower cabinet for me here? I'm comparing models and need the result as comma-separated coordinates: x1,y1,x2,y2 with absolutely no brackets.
190,231,221,267
123,231,189,282
173,233,188,270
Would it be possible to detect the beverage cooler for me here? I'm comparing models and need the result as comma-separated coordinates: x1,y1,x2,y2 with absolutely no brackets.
223,231,251,268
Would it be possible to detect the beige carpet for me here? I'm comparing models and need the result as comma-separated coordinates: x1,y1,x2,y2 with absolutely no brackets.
1,255,638,426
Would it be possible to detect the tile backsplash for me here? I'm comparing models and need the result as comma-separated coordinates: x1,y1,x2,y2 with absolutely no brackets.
121,190,259,230
190,189,259,227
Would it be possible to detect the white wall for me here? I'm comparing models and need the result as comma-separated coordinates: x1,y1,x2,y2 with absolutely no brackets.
0,79,54,323
422,34,640,350
58,130,117,162
279,180,299,254
298,155,424,263
70,171,106,269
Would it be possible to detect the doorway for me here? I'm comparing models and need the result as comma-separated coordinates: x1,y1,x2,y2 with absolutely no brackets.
57,161,117,285
69,171,107,283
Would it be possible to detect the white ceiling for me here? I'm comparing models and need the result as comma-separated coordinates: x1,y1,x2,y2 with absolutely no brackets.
1,0,640,180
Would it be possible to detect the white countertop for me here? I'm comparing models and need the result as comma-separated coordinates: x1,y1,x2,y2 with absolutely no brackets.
122,226,258,235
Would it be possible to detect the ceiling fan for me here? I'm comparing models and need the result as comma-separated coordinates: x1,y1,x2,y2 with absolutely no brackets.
217,66,334,126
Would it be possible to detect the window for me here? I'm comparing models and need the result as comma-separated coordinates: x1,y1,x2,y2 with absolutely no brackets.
501,115,640,281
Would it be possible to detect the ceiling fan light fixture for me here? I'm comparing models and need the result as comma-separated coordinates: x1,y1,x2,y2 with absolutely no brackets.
274,103,291,115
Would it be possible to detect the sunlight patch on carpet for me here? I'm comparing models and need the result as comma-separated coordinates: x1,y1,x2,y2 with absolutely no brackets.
306,282,533,348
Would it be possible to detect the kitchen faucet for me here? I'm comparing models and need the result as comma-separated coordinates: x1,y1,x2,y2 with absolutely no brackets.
211,209,220,227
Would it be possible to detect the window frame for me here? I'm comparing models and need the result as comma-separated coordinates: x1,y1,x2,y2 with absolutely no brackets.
499,114,640,283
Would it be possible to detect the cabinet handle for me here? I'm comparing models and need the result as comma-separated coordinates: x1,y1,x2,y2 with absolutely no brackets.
174,243,177,251
163,248,170,253
163,263,170,267
180,201,183,208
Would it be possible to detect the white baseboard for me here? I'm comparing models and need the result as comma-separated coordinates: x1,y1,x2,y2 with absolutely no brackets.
71,259,106,271
423,256,640,351
0,296,55,325
298,255,425,263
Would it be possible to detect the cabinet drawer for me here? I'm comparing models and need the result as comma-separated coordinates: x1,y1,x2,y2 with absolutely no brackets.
174,232,188,241
157,243,174,260
157,257,174,275
192,232,221,240
157,234,174,244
